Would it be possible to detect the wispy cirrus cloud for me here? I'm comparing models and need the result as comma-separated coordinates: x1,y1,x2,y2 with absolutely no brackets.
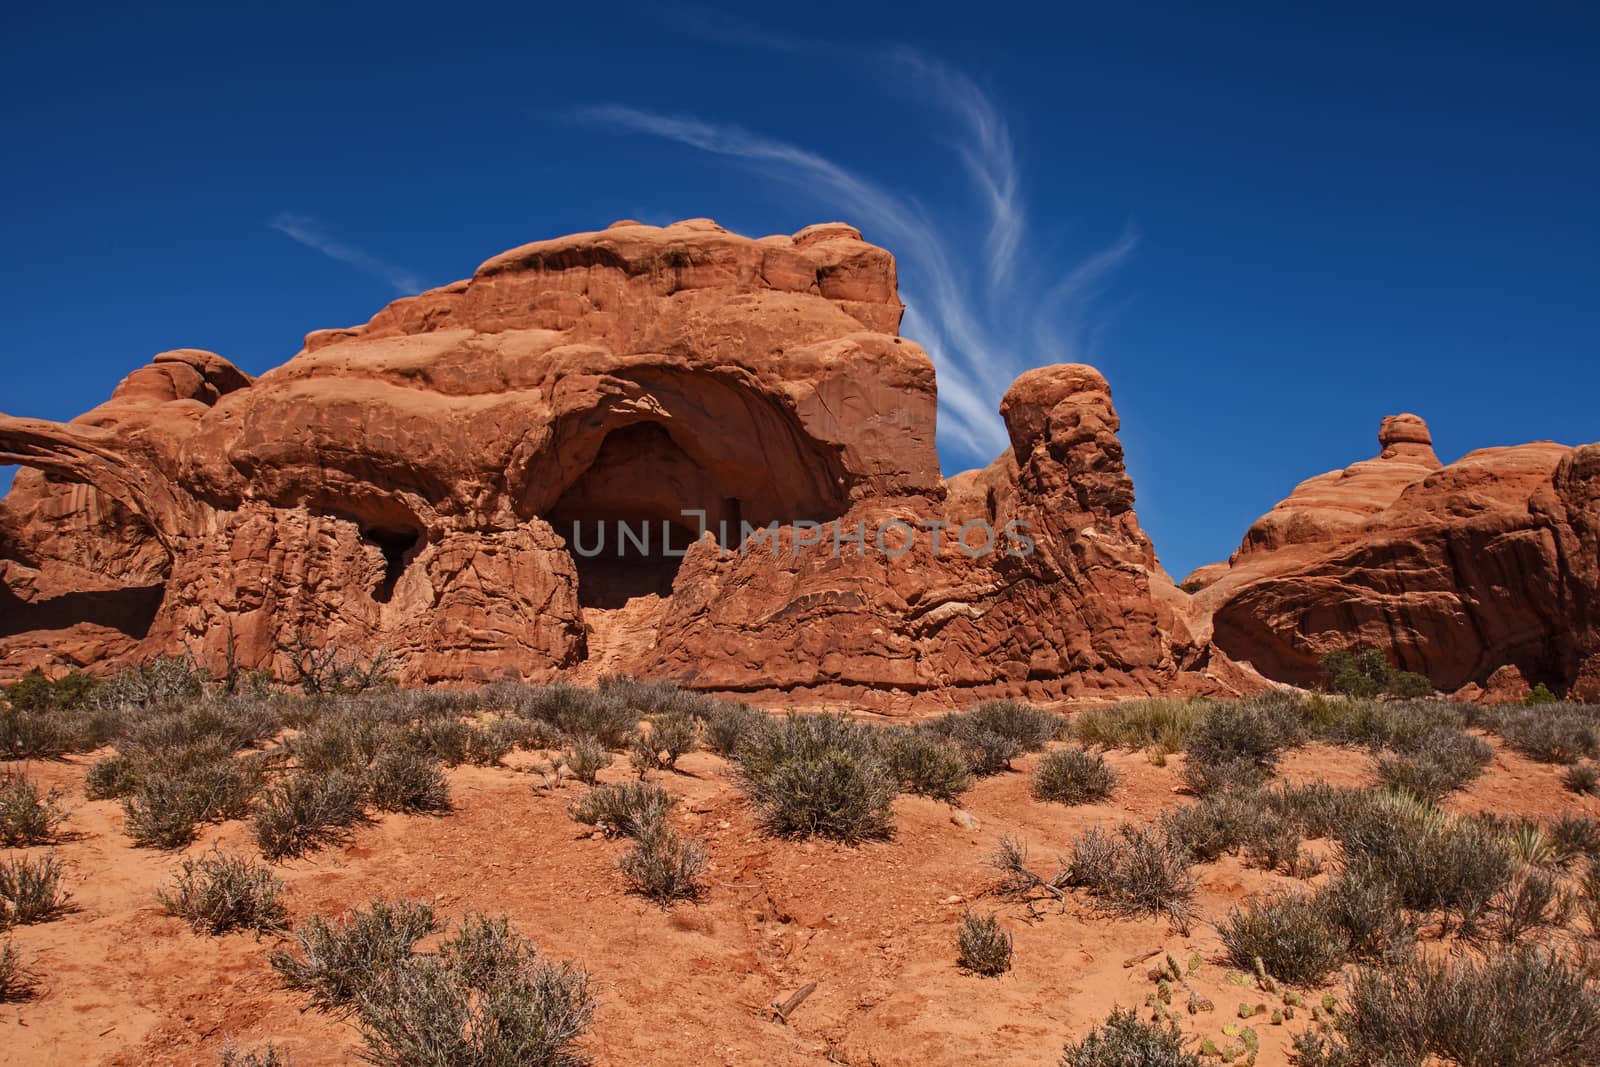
270,212,423,295
578,42,1136,468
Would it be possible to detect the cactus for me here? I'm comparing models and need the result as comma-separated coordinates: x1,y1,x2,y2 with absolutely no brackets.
1226,970,1251,987
1321,992,1338,1013
1199,1038,1222,1058
1188,951,1203,975
1157,978,1173,1004
1270,1009,1284,1025
1252,956,1278,994
1242,1027,1259,1052
1283,990,1303,1007
1222,1023,1241,1037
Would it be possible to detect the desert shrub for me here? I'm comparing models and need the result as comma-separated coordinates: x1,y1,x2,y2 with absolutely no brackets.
1493,704,1600,764
0,770,66,846
929,700,1058,774
698,701,768,757
956,911,1011,976
1321,647,1434,699
1263,781,1373,840
0,705,73,759
219,1044,291,1067
0,939,40,1002
618,824,706,905
292,715,394,777
1067,822,1195,926
597,673,682,713
1376,727,1492,801
366,749,450,814
562,736,613,784
568,781,675,840
406,716,475,766
121,752,265,849
1220,889,1347,985
1325,947,1600,1067
252,770,367,860
270,898,439,1012
1033,748,1117,804
0,853,72,927
1059,1006,1199,1067
157,849,285,934
522,684,638,747
98,655,210,709
355,914,595,1067
120,699,280,753
734,713,897,842
878,728,973,802
630,710,700,773
1492,867,1570,945
1245,814,1317,877
1181,704,1285,793
1582,860,1600,937
1070,698,1204,752
1161,789,1269,861
1336,796,1515,925
460,718,530,766
84,752,138,800
1549,813,1600,864
1563,762,1600,796
1315,860,1412,962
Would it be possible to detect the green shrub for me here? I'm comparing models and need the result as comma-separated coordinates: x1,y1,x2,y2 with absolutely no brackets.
355,914,595,1067
156,849,286,934
0,853,72,927
956,911,1011,977
0,771,66,846
568,781,675,840
878,728,973,802
1033,748,1117,804
0,939,40,1002
1324,947,1600,1067
1220,889,1347,985
252,770,367,860
1526,682,1561,705
618,824,706,905
366,749,450,814
734,713,897,842
1321,647,1434,698
1060,1007,1199,1067
1071,698,1203,752
1067,822,1196,927
271,898,439,1012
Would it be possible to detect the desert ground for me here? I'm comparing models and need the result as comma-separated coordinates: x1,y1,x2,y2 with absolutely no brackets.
4,676,1599,1067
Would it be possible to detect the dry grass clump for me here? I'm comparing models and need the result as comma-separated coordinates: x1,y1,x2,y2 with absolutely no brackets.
1071,698,1205,753
734,713,897,842
1032,747,1117,805
0,852,73,927
618,823,706,905
1060,1007,1199,1067
0,939,41,1002
1297,947,1600,1067
568,781,676,839
156,848,286,935
1219,889,1348,985
927,699,1061,775
251,770,367,860
878,728,974,802
1066,822,1197,928
0,770,67,846
354,912,596,1067
956,911,1012,976
271,898,440,1012
219,1043,292,1066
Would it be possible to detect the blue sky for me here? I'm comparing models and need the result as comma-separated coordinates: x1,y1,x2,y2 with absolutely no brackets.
2,2,1595,580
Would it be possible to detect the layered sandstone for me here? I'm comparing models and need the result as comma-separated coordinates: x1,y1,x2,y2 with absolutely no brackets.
1188,417,1600,698
1,220,1241,703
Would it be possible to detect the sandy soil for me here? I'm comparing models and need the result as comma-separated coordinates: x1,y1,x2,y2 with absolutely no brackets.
4,729,1596,1067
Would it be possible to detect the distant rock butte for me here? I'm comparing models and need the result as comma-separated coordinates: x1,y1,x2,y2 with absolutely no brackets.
2,220,1595,704
1184,415,1600,700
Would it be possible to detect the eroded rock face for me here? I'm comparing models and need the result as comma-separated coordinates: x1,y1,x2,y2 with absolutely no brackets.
2,220,1238,702
1191,417,1600,698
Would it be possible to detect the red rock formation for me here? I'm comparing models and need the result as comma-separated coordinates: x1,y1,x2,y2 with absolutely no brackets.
1190,417,1600,698
1,220,1246,703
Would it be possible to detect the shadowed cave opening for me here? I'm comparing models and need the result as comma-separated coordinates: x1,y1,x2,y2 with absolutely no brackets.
547,420,841,611
362,526,421,604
